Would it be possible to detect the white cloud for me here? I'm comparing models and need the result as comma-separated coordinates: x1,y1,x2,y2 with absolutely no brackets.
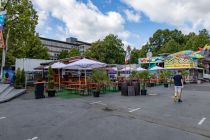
124,9,140,22
32,0,130,43
121,0,210,33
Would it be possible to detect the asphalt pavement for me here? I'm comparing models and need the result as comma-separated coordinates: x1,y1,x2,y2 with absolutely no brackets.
0,83,210,140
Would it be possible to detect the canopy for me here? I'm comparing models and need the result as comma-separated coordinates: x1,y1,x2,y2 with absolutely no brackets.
190,51,204,59
119,67,135,71
64,58,107,85
167,50,193,59
135,67,146,71
64,58,106,70
51,62,66,69
167,50,204,59
45,62,66,69
149,66,164,70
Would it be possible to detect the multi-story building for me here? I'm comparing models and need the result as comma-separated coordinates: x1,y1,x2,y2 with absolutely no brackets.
40,37,91,60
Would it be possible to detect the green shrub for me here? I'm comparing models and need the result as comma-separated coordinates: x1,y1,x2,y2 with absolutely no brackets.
15,68,22,87
21,69,25,86
91,69,110,91
136,71,150,90
48,66,54,89
160,70,171,84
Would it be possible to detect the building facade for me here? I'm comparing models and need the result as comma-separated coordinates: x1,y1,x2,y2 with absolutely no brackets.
40,37,91,60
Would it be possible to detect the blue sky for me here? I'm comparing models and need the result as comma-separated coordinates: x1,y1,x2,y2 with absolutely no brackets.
33,0,210,49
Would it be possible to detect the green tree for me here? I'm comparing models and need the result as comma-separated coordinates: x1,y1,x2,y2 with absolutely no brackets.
139,29,210,57
85,34,125,64
58,50,69,59
3,0,49,65
130,48,141,64
69,48,80,57
185,29,210,51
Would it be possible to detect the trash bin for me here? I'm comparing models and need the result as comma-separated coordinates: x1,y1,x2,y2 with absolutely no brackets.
34,82,45,99
121,82,128,96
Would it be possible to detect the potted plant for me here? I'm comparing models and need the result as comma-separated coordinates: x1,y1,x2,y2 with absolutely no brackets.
14,68,22,89
137,71,150,95
47,66,56,97
160,70,171,88
128,71,140,96
182,70,189,84
20,69,26,88
91,69,110,97
129,71,138,81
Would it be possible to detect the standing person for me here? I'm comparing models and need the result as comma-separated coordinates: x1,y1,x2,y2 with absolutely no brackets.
173,71,184,102
5,71,9,83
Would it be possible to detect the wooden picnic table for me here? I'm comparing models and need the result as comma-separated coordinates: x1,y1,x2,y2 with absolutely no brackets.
65,82,98,95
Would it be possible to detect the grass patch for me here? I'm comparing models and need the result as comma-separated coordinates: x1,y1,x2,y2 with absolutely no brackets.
56,90,83,99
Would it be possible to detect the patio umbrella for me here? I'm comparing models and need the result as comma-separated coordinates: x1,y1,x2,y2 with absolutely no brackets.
64,58,107,84
135,67,146,71
149,66,164,70
119,67,135,72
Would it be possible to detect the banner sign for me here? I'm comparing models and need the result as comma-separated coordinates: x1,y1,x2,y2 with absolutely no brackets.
138,57,164,64
0,11,6,31
164,57,197,69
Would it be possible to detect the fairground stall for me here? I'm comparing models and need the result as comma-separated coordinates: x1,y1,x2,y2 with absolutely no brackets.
199,45,210,80
164,50,204,83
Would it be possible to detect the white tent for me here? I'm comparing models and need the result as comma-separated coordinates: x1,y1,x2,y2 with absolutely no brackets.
64,58,106,70
51,62,66,69
45,62,66,69
64,58,107,84
149,66,164,70
135,67,146,71
119,67,135,72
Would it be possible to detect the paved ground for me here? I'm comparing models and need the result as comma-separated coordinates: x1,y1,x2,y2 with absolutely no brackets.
0,83,210,140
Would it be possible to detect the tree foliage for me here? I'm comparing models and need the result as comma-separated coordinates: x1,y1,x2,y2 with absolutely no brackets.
130,48,141,64
3,0,49,65
58,50,69,59
85,34,125,64
69,48,80,57
58,48,80,59
139,29,210,57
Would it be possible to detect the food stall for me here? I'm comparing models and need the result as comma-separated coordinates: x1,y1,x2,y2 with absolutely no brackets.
164,50,204,83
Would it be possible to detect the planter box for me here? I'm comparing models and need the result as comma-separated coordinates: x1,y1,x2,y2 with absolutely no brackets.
132,82,140,96
121,82,128,96
164,84,169,88
128,86,135,96
141,89,147,95
47,89,56,97
93,91,100,97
